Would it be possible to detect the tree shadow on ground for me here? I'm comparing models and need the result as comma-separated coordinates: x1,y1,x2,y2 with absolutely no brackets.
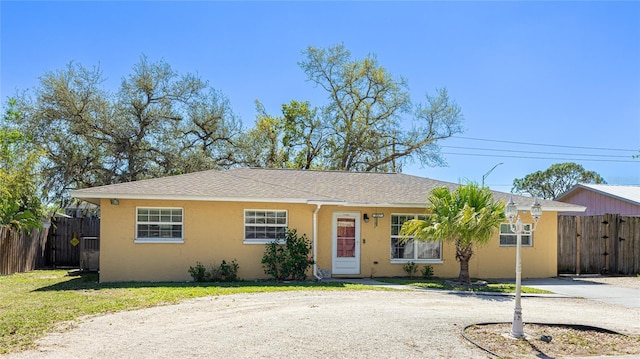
33,273,353,292
447,291,513,302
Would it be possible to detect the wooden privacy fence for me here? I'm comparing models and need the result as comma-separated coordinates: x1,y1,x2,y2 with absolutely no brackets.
0,225,50,275
46,217,100,268
558,214,640,275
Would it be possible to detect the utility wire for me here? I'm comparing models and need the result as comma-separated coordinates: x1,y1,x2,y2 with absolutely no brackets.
441,152,640,163
451,136,638,152
442,146,633,158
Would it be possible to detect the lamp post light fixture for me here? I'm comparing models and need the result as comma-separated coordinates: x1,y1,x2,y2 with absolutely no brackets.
505,196,542,338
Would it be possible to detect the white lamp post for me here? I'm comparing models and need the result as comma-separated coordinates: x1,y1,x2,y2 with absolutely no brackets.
505,197,542,338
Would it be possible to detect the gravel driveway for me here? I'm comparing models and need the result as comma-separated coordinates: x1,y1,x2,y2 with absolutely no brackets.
6,288,640,359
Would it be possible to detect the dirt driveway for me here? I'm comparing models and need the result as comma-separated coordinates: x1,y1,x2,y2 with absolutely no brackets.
6,289,640,359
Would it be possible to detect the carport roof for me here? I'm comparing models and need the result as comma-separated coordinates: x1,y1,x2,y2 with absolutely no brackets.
70,167,585,211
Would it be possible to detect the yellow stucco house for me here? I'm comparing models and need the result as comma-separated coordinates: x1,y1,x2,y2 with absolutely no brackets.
70,168,585,282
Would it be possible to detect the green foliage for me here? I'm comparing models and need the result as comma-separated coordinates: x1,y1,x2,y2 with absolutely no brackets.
6,46,463,205
188,260,239,282
6,57,242,205
301,44,464,171
0,108,44,230
402,261,418,278
261,229,314,281
421,265,434,279
280,100,326,169
238,100,328,170
377,278,552,294
512,162,606,200
238,102,289,168
401,183,505,284
246,44,464,172
188,262,207,282
0,270,376,354
3,45,465,210
217,260,239,282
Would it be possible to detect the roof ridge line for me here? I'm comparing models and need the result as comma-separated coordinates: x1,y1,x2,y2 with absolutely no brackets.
224,169,338,201
235,167,402,175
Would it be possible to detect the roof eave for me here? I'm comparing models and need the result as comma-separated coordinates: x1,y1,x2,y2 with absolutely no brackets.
538,205,586,212
70,191,586,212
70,191,318,205
345,202,428,209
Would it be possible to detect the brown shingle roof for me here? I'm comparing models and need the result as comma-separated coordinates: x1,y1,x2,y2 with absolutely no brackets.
70,167,584,211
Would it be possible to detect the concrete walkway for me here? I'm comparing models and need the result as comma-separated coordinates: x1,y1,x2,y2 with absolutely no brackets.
521,277,640,309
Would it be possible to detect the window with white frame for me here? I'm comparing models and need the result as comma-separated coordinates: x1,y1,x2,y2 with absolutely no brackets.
244,210,287,244
136,208,183,243
499,223,532,246
390,214,441,262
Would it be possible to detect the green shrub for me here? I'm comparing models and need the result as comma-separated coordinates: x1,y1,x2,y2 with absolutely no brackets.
402,261,418,278
261,229,314,281
219,259,239,282
188,259,239,282
421,265,434,279
188,262,207,282
207,265,220,282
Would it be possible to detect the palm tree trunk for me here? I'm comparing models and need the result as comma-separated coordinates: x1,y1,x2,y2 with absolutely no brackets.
458,258,470,284
456,242,473,285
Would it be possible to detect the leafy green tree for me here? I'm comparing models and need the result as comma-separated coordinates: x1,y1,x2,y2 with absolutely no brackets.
238,100,327,169
181,88,243,171
297,44,464,172
0,102,44,230
6,56,242,204
400,183,505,284
512,162,606,200
237,101,288,168
280,100,327,169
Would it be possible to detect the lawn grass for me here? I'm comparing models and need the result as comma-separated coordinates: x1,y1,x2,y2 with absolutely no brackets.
377,277,553,294
0,270,374,354
1,270,553,354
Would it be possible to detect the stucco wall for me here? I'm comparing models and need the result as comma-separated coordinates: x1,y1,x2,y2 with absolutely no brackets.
316,206,458,279
98,199,558,282
472,212,558,279
99,199,314,282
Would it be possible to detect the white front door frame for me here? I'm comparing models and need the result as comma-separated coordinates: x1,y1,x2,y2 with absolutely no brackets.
331,211,361,275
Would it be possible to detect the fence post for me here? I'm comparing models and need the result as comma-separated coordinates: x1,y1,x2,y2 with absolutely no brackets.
576,216,581,276
610,214,618,274
604,214,610,273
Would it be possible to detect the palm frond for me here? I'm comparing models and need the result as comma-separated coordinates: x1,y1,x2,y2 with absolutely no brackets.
400,183,505,247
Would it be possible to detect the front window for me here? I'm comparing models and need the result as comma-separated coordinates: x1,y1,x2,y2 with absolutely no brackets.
390,214,441,262
244,210,287,244
499,223,532,246
136,207,183,243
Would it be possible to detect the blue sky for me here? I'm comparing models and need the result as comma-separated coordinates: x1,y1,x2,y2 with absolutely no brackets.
2,1,639,194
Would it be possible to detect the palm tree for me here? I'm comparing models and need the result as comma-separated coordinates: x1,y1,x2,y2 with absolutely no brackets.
400,183,505,284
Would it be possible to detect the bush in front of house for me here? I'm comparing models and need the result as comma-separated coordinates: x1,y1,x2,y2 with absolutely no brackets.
188,262,207,282
262,229,314,281
421,264,434,279
402,261,418,278
216,259,239,282
188,259,239,282
401,262,434,279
